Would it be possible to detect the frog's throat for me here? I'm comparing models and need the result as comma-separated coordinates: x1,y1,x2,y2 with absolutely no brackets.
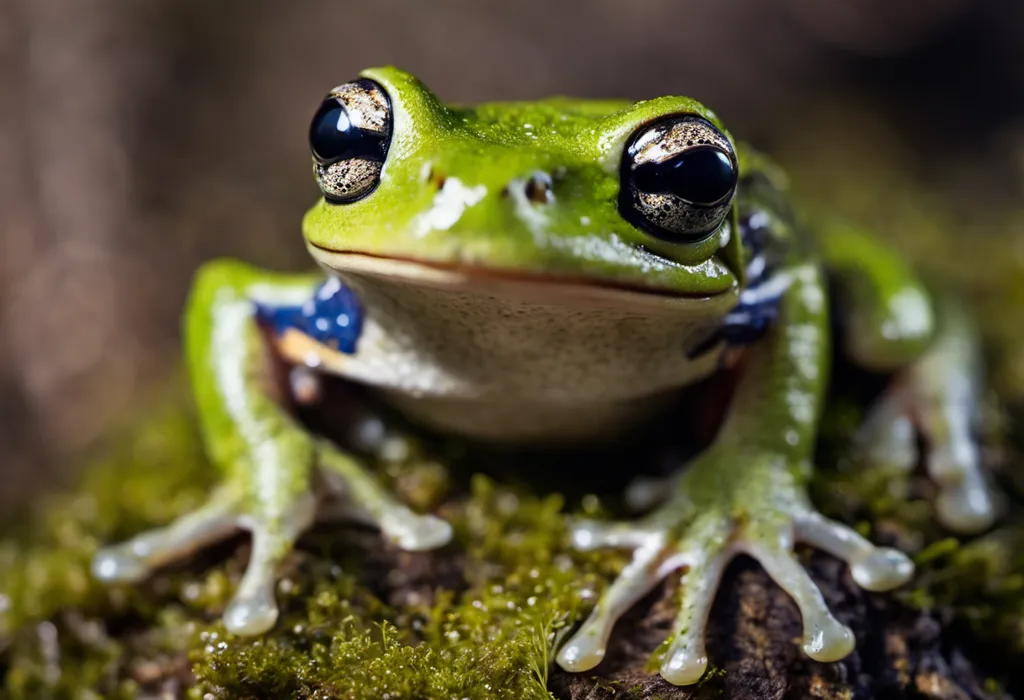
307,244,736,309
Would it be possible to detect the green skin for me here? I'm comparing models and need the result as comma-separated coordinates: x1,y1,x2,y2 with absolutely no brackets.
92,67,995,686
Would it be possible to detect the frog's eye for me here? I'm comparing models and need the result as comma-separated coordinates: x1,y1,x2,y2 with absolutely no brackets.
620,116,738,242
309,78,392,203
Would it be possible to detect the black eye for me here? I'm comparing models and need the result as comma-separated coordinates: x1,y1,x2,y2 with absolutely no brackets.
620,116,738,242
309,78,392,204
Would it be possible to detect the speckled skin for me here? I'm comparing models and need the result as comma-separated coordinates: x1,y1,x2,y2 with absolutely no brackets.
92,67,996,686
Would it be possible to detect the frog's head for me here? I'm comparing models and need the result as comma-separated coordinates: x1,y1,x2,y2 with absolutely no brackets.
302,66,744,308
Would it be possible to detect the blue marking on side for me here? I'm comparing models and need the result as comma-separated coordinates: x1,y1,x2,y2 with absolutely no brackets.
740,209,775,286
687,206,787,360
254,277,364,354
719,282,783,346
687,278,785,359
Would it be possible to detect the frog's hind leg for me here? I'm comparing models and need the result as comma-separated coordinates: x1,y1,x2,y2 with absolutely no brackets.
853,298,995,532
819,222,996,532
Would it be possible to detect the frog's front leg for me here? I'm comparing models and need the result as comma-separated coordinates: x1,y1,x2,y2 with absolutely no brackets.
92,260,450,635
556,263,914,686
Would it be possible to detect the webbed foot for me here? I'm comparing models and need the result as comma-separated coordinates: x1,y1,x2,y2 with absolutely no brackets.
556,449,913,686
93,441,450,635
92,484,316,635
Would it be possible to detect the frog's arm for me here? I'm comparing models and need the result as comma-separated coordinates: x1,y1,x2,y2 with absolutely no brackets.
558,260,914,685
184,259,323,478
816,220,934,369
93,259,450,635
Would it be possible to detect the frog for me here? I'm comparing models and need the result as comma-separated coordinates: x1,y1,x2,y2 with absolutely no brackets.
91,66,996,686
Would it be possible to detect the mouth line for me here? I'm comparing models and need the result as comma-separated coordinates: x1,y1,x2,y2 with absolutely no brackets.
308,243,732,300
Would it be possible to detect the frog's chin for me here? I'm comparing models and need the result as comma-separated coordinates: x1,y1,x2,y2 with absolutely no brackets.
308,244,737,311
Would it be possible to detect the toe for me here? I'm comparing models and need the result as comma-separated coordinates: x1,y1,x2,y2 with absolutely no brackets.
794,512,914,592
850,548,914,591
659,548,731,685
568,519,662,551
223,591,279,636
746,541,856,663
380,510,452,551
557,534,674,674
624,474,680,512
92,495,239,584
91,545,151,584
935,474,996,533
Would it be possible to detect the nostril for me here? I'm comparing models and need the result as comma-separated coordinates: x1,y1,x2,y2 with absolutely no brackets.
524,172,554,204
421,162,447,190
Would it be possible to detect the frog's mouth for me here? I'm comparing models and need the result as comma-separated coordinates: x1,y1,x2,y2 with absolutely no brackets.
308,243,739,311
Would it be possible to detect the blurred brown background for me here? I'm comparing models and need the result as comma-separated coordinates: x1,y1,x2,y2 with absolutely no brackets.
1,0,1021,507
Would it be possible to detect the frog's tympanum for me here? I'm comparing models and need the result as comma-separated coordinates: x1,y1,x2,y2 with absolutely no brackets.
92,68,996,685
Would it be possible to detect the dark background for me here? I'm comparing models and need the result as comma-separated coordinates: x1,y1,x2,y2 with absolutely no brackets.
1,0,1021,506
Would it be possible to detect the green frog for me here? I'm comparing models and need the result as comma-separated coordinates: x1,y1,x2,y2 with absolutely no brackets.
92,67,996,686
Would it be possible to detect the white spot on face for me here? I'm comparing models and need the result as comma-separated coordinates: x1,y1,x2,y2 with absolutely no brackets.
413,177,487,238
580,216,591,226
